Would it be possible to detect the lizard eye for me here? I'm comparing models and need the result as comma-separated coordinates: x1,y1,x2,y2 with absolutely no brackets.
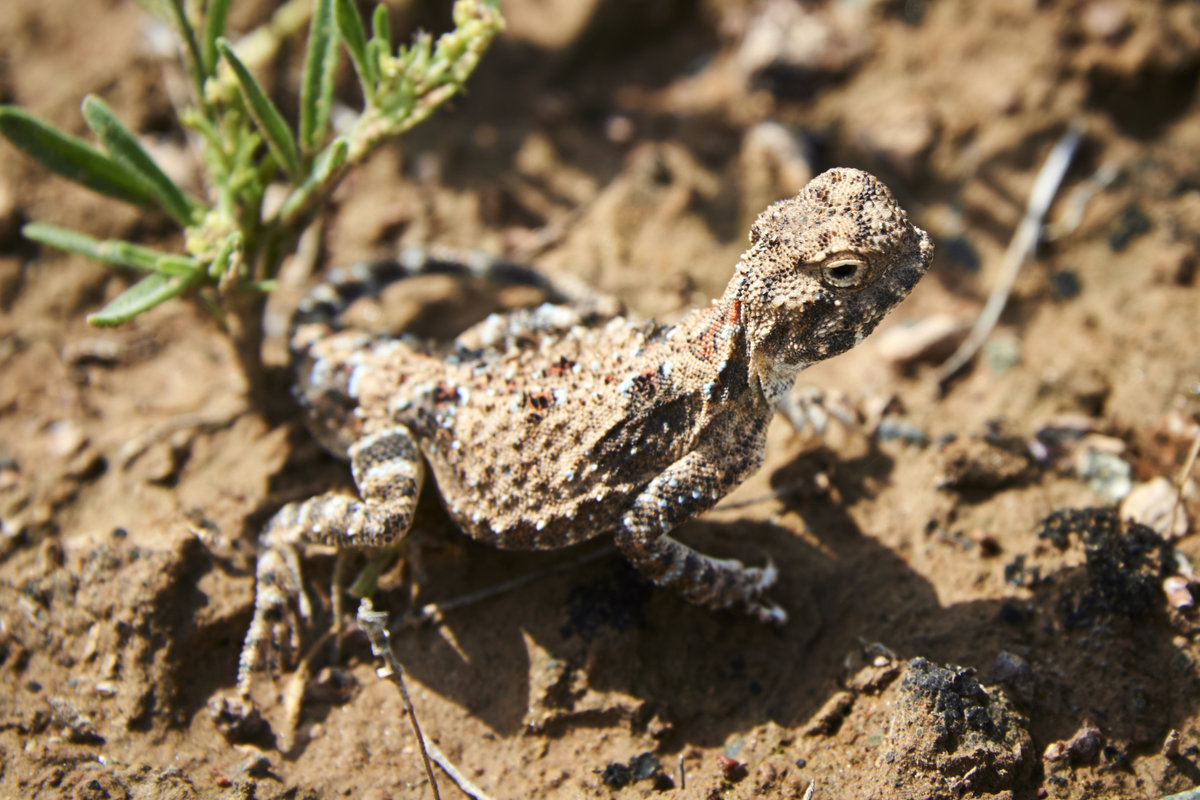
821,257,867,289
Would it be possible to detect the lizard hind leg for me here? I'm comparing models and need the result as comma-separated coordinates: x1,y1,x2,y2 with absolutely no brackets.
237,425,425,695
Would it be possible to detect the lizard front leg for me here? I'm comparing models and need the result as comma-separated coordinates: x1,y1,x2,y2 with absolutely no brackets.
615,417,787,624
237,426,424,694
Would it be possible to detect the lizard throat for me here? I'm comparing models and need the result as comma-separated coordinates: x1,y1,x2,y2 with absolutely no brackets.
752,353,810,409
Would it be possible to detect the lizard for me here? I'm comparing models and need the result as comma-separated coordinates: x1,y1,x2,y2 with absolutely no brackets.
237,167,934,694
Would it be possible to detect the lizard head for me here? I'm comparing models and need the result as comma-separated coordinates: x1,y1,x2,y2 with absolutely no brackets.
734,167,934,404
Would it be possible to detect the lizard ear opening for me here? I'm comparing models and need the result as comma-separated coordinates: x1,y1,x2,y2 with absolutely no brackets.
821,257,868,289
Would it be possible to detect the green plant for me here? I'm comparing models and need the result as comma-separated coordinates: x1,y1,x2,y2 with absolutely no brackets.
0,0,504,394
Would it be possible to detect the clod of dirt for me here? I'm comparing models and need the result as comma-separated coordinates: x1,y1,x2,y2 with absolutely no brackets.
1106,203,1152,251
304,666,357,705
937,434,1039,492
989,651,1035,706
1043,720,1104,769
600,753,668,789
867,658,1033,799
1036,507,1172,627
0,531,213,738
735,0,871,97
207,692,271,746
600,760,632,789
804,690,856,737
43,763,203,800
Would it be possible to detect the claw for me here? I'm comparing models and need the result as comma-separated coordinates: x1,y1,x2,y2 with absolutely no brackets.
740,559,785,624
236,544,308,696
753,558,778,593
749,597,788,625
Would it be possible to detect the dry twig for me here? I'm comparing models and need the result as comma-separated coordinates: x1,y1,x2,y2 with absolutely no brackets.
935,126,1083,392
358,599,497,800
1171,427,1200,540
357,599,440,799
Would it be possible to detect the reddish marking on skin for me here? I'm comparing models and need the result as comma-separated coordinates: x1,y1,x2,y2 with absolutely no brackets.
523,389,553,418
692,303,737,362
632,369,658,396
530,391,552,410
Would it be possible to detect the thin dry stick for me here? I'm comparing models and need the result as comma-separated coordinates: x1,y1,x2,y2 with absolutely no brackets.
279,628,334,754
1170,427,1200,539
422,739,495,800
359,600,498,800
934,126,1083,392
357,599,441,800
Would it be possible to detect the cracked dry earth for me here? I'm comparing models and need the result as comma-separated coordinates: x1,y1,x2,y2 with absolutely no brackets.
2,0,1200,798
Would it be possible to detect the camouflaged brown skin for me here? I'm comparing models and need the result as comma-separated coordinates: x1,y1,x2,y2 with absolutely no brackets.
331,168,929,543
246,167,932,676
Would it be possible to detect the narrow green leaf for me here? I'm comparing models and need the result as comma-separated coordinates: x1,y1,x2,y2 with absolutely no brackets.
23,223,205,278
371,4,392,52
87,270,202,325
299,0,339,152
0,107,156,207
164,0,207,98
208,230,242,277
277,136,348,222
24,224,147,269
81,96,199,225
366,38,387,82
201,0,232,75
111,242,195,273
217,38,303,180
154,254,205,277
334,0,374,102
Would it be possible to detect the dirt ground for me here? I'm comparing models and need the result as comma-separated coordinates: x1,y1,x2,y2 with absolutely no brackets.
2,0,1199,798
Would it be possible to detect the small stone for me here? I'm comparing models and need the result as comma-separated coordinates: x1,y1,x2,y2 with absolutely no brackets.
990,650,1032,686
1164,576,1194,611
1065,722,1103,764
855,100,938,179
716,753,747,782
1075,445,1132,503
605,115,634,145
1081,0,1131,41
599,761,632,789
1121,477,1189,540
875,314,970,366
937,434,1038,492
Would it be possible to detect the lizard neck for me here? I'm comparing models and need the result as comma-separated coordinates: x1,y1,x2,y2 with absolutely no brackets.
721,272,811,410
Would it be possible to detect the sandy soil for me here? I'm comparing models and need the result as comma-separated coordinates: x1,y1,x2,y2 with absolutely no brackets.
1,0,1199,798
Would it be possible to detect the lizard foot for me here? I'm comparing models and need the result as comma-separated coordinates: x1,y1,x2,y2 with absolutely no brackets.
236,544,311,695
737,560,788,625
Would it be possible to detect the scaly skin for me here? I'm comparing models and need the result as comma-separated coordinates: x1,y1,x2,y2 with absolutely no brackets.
237,167,934,693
